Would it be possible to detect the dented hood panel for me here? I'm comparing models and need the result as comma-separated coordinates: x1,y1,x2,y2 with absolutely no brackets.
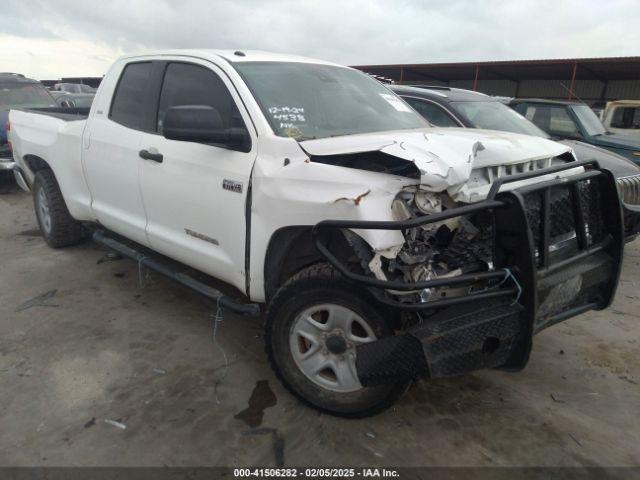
300,127,572,192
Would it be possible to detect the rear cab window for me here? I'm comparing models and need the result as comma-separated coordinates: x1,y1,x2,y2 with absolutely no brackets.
109,62,153,130
611,106,640,130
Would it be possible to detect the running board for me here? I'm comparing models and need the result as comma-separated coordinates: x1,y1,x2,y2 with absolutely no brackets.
92,230,261,317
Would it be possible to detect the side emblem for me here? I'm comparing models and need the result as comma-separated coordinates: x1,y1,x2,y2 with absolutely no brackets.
223,179,243,193
185,229,219,246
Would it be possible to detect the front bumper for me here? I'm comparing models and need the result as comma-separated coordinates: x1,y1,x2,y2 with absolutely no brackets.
313,161,624,385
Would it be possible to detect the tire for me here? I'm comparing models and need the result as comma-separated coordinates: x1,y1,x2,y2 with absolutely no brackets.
265,263,409,417
33,169,83,248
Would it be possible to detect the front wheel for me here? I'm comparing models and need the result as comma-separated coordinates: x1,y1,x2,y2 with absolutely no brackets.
265,263,409,417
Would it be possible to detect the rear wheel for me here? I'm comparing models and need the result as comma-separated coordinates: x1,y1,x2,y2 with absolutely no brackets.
265,263,409,417
33,169,83,248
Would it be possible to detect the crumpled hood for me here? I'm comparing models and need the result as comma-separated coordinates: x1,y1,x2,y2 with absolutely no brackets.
300,127,572,192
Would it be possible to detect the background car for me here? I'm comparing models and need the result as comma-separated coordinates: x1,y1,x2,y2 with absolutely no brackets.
390,85,640,238
601,100,640,137
50,90,94,108
53,82,96,94
0,73,57,175
509,98,640,163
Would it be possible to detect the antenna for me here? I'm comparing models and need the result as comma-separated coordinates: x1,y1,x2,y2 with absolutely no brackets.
559,82,587,105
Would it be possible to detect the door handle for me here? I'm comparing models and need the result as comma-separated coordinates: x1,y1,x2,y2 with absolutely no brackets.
139,149,163,163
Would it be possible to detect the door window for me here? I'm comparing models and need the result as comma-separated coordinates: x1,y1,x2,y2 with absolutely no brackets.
109,62,152,130
517,104,579,136
156,62,243,134
402,97,460,127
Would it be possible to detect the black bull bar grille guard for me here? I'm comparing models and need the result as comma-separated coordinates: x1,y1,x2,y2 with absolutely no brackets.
311,161,624,386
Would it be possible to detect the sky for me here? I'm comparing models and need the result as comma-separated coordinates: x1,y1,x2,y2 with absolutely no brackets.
1,0,639,80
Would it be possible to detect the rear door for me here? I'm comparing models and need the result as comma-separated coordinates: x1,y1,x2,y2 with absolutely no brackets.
83,61,154,246
139,59,257,293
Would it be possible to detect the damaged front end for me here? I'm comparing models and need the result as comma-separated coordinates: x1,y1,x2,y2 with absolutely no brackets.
312,160,624,386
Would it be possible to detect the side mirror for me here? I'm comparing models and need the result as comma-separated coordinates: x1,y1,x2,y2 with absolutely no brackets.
163,105,248,149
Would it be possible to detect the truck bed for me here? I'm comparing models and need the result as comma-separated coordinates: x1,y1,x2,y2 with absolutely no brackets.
9,106,92,218
16,106,90,121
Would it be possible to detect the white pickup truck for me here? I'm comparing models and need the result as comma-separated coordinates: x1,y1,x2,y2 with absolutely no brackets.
8,50,624,417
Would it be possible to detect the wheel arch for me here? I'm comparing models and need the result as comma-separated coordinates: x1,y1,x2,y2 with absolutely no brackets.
263,226,355,301
22,154,53,185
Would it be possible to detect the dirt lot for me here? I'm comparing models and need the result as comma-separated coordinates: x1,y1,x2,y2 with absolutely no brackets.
1,178,639,467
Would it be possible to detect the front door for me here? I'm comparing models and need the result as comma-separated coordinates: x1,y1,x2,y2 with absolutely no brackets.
139,60,257,294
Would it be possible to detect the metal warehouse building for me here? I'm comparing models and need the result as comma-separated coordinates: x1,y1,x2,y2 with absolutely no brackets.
354,57,640,106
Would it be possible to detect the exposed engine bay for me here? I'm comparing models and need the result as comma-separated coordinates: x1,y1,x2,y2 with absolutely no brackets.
290,130,581,309
345,186,496,304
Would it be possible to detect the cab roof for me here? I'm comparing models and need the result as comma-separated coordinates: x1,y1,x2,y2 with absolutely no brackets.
118,49,346,68
509,98,583,106
605,100,640,107
0,73,39,84
390,85,492,102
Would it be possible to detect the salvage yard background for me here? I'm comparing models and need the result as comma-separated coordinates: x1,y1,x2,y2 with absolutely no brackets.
1,177,639,466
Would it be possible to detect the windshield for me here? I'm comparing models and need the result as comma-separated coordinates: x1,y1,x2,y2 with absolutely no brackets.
571,104,607,136
234,62,427,140
0,83,56,110
453,100,548,137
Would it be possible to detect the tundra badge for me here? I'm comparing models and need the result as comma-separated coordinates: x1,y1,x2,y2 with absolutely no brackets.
223,179,243,193
185,229,219,246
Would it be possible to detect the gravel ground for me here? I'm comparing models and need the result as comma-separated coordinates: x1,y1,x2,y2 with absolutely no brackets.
1,178,639,467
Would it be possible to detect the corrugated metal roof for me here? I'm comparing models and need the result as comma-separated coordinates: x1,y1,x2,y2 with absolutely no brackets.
354,57,640,82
